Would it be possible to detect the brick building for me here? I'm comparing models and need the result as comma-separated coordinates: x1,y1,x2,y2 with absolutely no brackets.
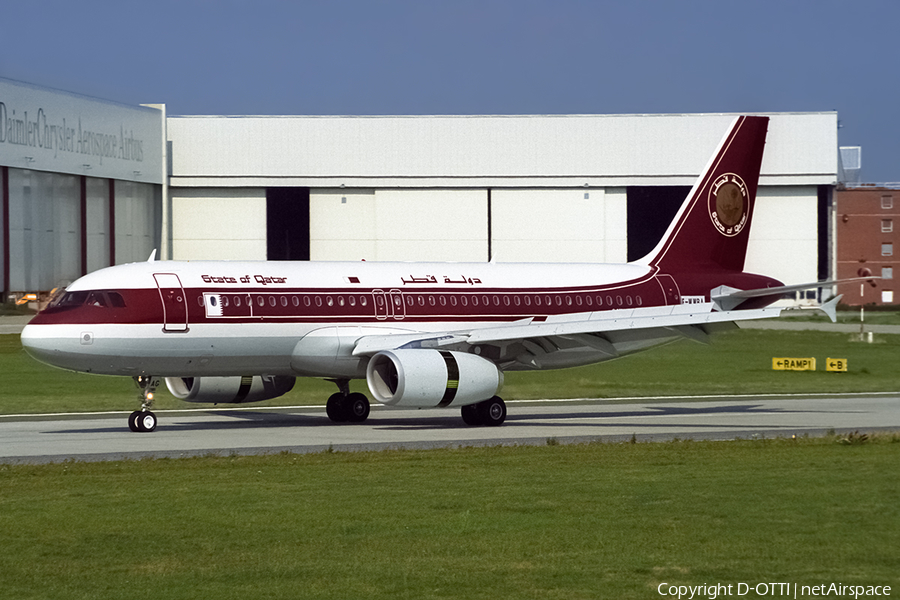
835,186,899,305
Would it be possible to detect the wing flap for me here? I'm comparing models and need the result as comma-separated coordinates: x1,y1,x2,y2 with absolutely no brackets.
465,303,780,345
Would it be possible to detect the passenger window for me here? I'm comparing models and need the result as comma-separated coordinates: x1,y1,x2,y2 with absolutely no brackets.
315,296,323,308
360,296,368,307
234,296,242,307
269,296,276,307
197,295,205,307
281,296,288,307
472,296,479,307
450,296,457,307
349,296,356,307
303,296,311,307
338,296,345,307
627,296,633,306
292,296,299,307
326,296,334,307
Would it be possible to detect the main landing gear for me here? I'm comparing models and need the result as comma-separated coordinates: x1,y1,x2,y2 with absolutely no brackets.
130,375,160,433
325,379,371,424
461,396,507,427
322,381,506,427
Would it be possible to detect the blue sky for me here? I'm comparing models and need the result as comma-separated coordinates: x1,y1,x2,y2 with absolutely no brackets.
1,0,897,181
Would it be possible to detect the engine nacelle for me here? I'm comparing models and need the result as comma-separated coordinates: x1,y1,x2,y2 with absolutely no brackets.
165,375,296,404
366,349,503,408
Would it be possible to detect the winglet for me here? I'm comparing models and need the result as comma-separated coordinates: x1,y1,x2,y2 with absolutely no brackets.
818,295,842,323
148,249,158,262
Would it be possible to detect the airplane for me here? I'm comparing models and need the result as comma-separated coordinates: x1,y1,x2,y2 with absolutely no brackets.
20,115,837,433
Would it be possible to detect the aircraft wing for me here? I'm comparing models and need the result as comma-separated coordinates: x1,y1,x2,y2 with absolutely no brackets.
352,302,785,370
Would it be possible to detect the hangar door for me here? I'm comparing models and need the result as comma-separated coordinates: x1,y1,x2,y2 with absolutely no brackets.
626,186,690,262
267,188,310,261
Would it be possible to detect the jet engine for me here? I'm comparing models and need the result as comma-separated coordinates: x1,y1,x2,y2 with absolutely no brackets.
366,349,502,408
165,375,296,404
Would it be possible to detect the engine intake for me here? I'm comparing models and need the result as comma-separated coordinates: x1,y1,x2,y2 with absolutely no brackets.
366,349,502,408
165,375,296,404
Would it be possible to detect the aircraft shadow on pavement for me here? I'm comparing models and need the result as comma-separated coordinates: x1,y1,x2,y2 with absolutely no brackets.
45,403,855,435
373,403,837,431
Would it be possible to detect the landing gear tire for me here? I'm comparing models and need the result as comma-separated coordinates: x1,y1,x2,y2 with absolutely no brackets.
461,404,481,426
346,393,370,423
128,410,158,433
477,396,507,427
326,393,349,423
461,397,507,426
128,411,142,432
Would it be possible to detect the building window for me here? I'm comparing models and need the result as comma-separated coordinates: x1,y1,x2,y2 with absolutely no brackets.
883,243,893,256
882,195,893,209
883,267,894,280
882,290,894,304
883,219,893,233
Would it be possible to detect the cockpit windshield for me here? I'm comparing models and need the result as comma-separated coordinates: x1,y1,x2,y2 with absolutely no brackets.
46,290,127,312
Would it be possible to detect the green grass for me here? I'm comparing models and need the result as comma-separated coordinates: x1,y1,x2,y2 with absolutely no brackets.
781,309,900,325
0,302,36,317
0,437,898,599
2,328,899,414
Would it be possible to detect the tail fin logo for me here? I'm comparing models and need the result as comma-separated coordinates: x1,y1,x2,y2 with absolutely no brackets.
709,173,749,237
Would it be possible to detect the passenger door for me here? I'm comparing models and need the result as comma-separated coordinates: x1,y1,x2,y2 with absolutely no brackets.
154,273,189,332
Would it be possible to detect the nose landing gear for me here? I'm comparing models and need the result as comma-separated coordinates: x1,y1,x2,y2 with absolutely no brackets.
130,376,160,433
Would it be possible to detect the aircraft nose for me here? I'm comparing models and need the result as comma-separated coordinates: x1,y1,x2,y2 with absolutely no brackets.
20,323,51,361
20,323,72,369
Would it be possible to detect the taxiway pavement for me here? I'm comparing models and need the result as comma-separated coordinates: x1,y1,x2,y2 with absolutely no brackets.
1,393,898,463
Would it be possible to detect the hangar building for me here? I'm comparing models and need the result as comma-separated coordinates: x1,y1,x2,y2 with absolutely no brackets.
0,78,164,298
167,112,837,292
2,77,839,303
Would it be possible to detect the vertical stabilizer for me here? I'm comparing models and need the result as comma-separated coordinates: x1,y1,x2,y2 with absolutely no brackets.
636,116,769,274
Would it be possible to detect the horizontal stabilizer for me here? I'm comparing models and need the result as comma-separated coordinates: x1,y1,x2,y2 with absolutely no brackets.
712,278,876,312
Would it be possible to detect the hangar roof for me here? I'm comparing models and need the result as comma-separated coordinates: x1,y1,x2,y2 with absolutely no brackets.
167,112,837,189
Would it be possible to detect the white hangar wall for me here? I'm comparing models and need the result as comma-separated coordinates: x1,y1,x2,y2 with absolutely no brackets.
166,112,837,285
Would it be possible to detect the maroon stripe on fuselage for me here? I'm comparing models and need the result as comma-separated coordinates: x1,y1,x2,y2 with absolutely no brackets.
31,276,673,326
